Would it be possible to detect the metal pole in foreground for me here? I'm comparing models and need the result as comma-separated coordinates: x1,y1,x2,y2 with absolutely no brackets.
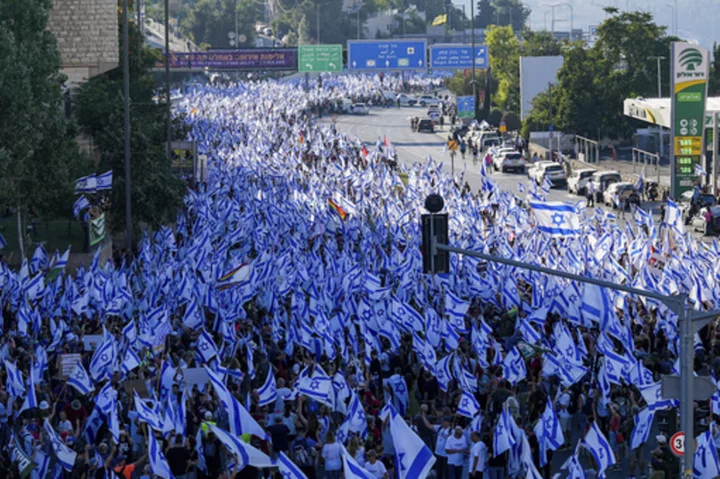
470,0,477,120
713,112,719,195
165,0,172,160
672,295,694,479
123,0,132,249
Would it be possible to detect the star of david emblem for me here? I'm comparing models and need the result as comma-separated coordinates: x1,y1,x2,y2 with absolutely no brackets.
362,310,373,322
569,295,578,303
597,448,604,459
655,388,662,399
397,452,407,472
544,417,554,431
101,353,109,363
310,379,321,390
377,310,385,317
461,398,470,409
395,383,406,394
551,213,565,226
200,343,209,351
496,425,503,434
698,445,706,459
356,410,364,421
269,384,276,394
75,370,85,380
636,424,646,436
606,362,614,373
565,346,574,357
282,471,293,479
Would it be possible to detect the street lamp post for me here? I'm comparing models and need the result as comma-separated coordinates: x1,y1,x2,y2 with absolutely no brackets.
470,0,477,120
122,0,132,249
164,0,171,160
649,55,665,175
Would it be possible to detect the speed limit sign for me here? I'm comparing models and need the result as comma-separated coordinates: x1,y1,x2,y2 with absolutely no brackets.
670,432,685,456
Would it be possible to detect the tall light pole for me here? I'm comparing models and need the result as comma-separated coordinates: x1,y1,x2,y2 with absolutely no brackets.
556,2,574,39
164,0,172,160
649,55,666,175
122,0,132,249
470,0,477,120
317,3,320,43
665,3,675,35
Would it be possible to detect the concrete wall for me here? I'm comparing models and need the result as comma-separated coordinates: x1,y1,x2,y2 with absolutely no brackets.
519,56,564,121
48,0,119,85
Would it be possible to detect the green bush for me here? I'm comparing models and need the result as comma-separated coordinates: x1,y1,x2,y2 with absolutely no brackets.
487,109,503,126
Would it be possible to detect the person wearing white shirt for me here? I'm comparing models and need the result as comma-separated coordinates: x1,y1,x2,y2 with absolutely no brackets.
470,432,488,478
434,420,452,479
363,450,388,479
444,426,468,479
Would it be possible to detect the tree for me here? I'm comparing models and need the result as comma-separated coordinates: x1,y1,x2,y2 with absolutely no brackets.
475,0,495,28
0,0,86,252
521,29,562,57
554,43,603,138
445,71,491,97
485,25,521,113
491,0,530,32
74,6,185,237
180,0,257,49
521,90,553,139
710,42,720,97
488,109,503,126
501,112,521,131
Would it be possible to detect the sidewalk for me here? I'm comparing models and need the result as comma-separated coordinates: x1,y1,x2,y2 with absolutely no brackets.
568,156,671,188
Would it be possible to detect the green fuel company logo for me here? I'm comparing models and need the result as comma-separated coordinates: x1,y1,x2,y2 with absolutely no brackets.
679,48,703,72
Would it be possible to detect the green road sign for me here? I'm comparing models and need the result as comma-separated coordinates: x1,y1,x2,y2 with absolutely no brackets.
299,45,343,73
671,42,709,197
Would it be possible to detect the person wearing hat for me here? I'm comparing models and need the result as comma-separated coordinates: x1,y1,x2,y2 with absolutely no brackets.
113,450,148,479
267,414,291,456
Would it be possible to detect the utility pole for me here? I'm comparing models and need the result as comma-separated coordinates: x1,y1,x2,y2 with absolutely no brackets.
357,7,361,39
471,0,477,120
548,82,554,160
164,0,172,160
649,55,665,171
462,5,466,43
317,3,320,43
123,0,132,249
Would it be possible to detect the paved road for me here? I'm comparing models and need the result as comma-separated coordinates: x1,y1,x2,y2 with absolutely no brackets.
321,106,710,244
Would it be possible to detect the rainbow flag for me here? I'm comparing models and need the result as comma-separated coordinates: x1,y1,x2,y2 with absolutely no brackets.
327,198,347,220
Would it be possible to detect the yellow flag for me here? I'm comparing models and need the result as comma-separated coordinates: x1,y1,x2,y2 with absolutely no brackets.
432,14,447,26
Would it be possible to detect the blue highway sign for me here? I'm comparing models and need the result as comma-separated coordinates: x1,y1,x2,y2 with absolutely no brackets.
457,96,475,118
429,44,489,69
348,40,427,70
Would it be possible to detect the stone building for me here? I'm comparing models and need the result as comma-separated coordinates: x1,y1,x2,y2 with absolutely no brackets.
47,0,119,85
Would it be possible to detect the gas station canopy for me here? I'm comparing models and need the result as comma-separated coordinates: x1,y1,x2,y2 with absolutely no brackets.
623,97,720,129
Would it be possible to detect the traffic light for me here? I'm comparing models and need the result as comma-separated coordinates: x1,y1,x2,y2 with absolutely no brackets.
421,213,449,274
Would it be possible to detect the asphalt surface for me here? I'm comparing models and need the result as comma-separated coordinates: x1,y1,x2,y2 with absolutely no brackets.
321,105,679,478
321,106,711,245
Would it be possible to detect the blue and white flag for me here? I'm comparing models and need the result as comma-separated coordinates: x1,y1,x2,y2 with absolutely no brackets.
206,367,269,439
529,201,581,237
630,408,654,451
388,374,409,416
17,370,37,416
256,368,278,407
134,391,164,431
89,333,115,381
67,361,94,395
0,232,6,249
195,427,207,472
44,419,77,471
457,391,480,418
298,374,332,404
494,406,517,456
582,422,615,476
278,452,308,479
533,399,563,467
445,291,470,333
208,424,274,468
694,429,720,479
696,163,707,177
385,404,436,479
4,361,25,398
75,175,97,194
121,348,141,375
96,170,113,190
148,429,174,479
196,329,219,363
342,446,376,479
73,195,90,218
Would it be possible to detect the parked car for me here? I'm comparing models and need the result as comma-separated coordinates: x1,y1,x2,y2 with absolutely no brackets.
678,190,717,224
351,103,369,115
691,206,720,235
588,170,621,195
396,93,417,106
417,95,436,106
530,162,567,187
490,148,516,170
498,152,525,173
567,168,597,195
602,182,636,207
526,160,553,179
339,98,353,113
417,118,435,133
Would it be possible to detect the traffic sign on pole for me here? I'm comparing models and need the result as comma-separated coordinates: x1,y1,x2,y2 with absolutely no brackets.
298,45,343,72
348,40,427,70
457,96,475,119
499,121,507,133
429,44,489,69
670,432,685,456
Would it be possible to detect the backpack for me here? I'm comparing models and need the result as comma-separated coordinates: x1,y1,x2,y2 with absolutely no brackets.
293,440,312,467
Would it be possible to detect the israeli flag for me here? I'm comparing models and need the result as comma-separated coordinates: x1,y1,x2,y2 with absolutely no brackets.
434,354,452,392
385,404,436,479
533,400,563,467
121,348,141,375
694,429,720,479
196,330,218,363
298,374,332,403
582,422,615,476
0,232,6,249
17,370,37,416
73,195,90,218
75,174,97,193
256,369,278,407
696,163,707,177
208,424,274,468
630,408,654,451
342,446,376,479
67,361,95,395
148,430,174,479
278,452,308,479
96,170,113,190
494,407,517,456
388,374,409,416
445,291,470,333
206,367,269,439
89,335,115,381
195,427,207,472
134,391,164,431
529,201,581,237
4,360,25,398
44,419,77,471
457,391,480,418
